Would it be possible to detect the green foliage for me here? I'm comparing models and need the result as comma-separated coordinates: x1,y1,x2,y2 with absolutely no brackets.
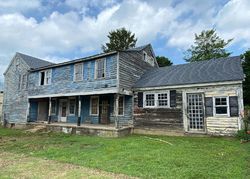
236,130,250,141
242,50,250,105
102,27,137,53
0,127,250,178
156,56,173,67
184,29,233,62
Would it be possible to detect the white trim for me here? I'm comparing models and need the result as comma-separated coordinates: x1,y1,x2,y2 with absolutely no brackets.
73,63,83,81
90,96,99,116
213,96,230,117
118,95,125,116
28,88,118,99
68,97,76,116
39,69,52,86
59,99,68,122
95,58,106,79
143,90,170,108
134,81,243,91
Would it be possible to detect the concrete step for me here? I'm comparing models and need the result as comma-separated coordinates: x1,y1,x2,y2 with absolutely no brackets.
25,125,47,133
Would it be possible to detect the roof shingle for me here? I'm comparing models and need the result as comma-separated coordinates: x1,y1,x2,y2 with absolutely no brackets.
134,56,244,88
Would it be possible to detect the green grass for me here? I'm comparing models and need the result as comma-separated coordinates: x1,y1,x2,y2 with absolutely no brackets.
0,127,250,178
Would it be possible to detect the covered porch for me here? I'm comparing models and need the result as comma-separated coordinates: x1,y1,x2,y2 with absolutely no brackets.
27,93,133,128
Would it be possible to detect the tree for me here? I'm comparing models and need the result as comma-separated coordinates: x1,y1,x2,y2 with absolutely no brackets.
156,56,173,67
242,50,250,106
184,29,233,62
102,27,137,53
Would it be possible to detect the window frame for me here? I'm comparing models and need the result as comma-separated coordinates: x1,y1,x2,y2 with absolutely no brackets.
39,69,52,86
74,63,83,81
213,96,230,116
118,96,125,116
90,96,99,116
51,99,57,115
95,58,106,79
68,97,76,116
143,91,170,108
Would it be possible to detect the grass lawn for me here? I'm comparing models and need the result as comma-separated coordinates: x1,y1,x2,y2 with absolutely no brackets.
0,127,249,178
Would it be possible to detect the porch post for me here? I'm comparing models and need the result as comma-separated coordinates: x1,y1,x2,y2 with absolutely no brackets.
26,99,30,122
77,96,81,126
114,94,119,129
48,97,52,124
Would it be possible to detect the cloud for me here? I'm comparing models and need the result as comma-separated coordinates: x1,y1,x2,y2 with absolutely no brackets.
0,0,250,83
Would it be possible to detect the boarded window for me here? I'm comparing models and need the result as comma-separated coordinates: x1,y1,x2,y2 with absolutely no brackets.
91,96,99,115
69,98,76,115
229,96,239,117
74,63,83,81
138,92,143,107
96,59,105,79
205,97,213,117
51,100,56,114
214,97,228,115
118,96,124,115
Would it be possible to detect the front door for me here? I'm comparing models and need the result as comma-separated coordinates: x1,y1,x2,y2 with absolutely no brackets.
37,101,48,121
187,93,205,131
59,100,67,122
100,98,110,124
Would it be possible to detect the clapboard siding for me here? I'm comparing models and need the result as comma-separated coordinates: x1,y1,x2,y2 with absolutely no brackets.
119,49,155,91
28,55,118,96
3,54,30,123
133,90,183,131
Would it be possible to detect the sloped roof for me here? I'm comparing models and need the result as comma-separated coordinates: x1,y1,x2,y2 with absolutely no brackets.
134,56,244,88
17,52,54,69
124,44,150,51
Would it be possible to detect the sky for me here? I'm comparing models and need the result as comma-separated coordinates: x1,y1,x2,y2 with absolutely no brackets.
0,0,250,89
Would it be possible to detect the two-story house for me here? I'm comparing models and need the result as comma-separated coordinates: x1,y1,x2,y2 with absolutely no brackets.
2,44,245,136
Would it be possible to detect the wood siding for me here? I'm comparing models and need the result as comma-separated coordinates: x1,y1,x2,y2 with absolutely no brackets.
133,91,183,131
118,46,156,92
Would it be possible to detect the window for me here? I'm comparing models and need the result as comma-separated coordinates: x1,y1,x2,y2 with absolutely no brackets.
21,74,27,89
143,51,155,66
143,51,147,61
145,94,155,107
51,100,56,115
40,69,51,85
158,93,168,106
118,96,124,116
74,63,83,81
69,98,76,115
96,58,105,79
214,97,229,115
90,96,99,115
144,92,169,108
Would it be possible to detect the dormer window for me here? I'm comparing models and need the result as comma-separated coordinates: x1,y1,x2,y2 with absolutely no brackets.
95,58,106,79
143,51,155,66
143,51,147,61
74,63,83,81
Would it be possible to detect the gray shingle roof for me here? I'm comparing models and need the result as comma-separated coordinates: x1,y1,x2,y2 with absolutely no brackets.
17,52,54,69
134,56,244,88
124,44,150,52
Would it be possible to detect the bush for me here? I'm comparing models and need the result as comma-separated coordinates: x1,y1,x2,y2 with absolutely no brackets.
236,130,250,141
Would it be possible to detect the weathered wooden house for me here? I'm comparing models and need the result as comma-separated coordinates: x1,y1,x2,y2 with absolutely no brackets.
2,44,245,136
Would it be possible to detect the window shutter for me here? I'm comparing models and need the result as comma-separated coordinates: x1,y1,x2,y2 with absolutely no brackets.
205,97,213,117
229,96,239,117
138,92,143,107
170,90,177,107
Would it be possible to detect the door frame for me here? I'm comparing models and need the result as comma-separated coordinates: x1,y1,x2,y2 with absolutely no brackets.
37,101,48,121
59,99,68,122
99,96,110,124
183,91,207,133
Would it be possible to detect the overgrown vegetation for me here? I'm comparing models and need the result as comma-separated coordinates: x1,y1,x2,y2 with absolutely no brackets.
0,127,249,178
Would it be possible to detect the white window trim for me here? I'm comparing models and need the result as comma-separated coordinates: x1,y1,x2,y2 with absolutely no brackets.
213,96,230,117
39,69,52,86
118,95,125,116
51,99,57,115
95,58,106,79
74,63,83,81
143,91,170,108
68,97,76,116
90,96,99,116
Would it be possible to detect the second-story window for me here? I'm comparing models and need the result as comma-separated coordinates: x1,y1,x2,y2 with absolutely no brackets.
21,74,27,89
74,63,83,81
40,69,51,86
96,58,105,79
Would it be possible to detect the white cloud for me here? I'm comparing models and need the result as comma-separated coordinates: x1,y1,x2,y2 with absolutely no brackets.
0,0,250,83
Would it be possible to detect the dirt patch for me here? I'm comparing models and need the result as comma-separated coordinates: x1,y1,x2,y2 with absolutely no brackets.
0,152,137,179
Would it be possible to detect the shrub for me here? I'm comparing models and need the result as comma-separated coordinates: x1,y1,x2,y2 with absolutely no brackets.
236,130,250,141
